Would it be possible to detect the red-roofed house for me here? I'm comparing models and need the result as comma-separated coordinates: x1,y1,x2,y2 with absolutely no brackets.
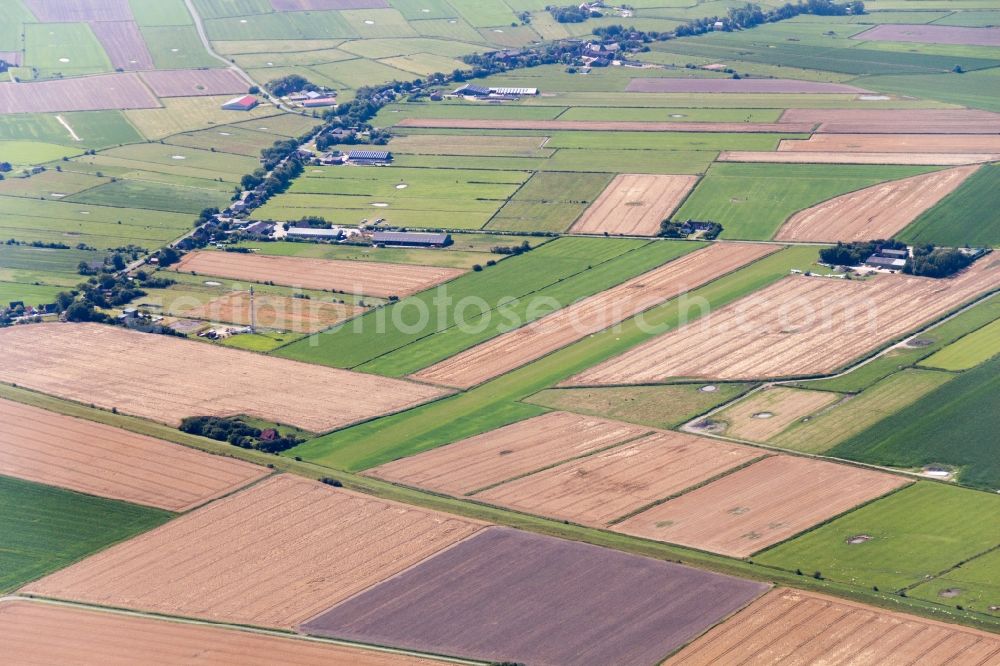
221,95,259,111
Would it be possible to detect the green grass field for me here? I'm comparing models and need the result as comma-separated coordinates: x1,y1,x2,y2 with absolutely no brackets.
276,236,657,369
0,141,81,166
523,382,756,429
675,163,938,240
900,165,1000,247
356,240,699,376
141,25,221,69
66,179,232,215
830,354,1000,490
920,317,1000,371
757,482,999,594
286,245,819,470
130,0,194,26
772,369,954,454
910,548,1000,617
23,23,112,78
487,171,612,232
0,474,171,592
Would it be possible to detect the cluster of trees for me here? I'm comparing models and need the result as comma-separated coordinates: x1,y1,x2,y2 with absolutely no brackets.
905,245,976,278
819,239,906,266
179,416,304,453
547,4,601,23
4,238,83,250
658,219,723,239
491,240,533,255
265,74,320,97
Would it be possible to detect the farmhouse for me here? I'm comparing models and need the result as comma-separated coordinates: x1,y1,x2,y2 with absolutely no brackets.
348,150,392,165
453,84,539,98
221,95,259,111
372,231,451,247
453,84,491,97
865,246,909,269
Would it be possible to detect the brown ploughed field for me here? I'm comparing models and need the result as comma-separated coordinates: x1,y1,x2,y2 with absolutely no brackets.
775,166,978,242
0,599,449,665
714,387,840,442
568,258,1000,385
367,411,649,496
412,243,779,389
0,73,160,114
613,455,909,557
569,174,699,236
22,475,483,629
90,21,154,71
139,69,250,97
668,588,1000,665
0,323,447,432
719,151,998,165
779,108,1000,134
24,0,132,21
852,23,1000,48
173,251,462,298
0,398,267,512
778,134,1000,153
473,430,764,527
184,291,362,333
396,118,816,133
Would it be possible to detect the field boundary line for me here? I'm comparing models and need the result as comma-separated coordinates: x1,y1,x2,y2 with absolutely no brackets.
462,427,657,496
605,453,774,527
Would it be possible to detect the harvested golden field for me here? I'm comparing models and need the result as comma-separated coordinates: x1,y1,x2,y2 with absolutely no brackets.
569,174,699,236
22,475,483,629
184,291,362,333
474,431,764,527
780,108,1000,134
0,323,447,432
713,387,841,442
778,133,1000,154
668,588,1000,665
396,118,816,133
613,455,909,557
367,411,649,496
0,398,267,512
0,599,450,665
775,166,978,242
568,259,1000,384
174,251,462,298
719,151,999,165
412,243,779,389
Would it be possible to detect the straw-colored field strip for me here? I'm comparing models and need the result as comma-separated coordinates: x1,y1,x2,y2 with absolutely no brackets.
570,174,699,236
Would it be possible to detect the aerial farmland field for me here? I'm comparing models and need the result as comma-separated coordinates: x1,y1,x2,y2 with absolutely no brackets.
0,398,267,511
23,475,483,629
0,599,453,665
301,527,768,666
2,0,1000,653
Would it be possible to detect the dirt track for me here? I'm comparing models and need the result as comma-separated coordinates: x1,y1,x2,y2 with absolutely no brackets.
412,243,779,389
668,588,1000,665
779,134,1000,154
570,174,698,236
22,475,483,629
716,387,840,442
0,599,449,665
474,431,763,526
568,258,1000,384
614,455,908,557
174,251,462,298
367,411,648,496
780,108,1000,134
719,151,999,165
0,323,447,432
185,291,361,333
396,118,817,133
775,166,978,242
0,398,267,512
626,78,869,93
